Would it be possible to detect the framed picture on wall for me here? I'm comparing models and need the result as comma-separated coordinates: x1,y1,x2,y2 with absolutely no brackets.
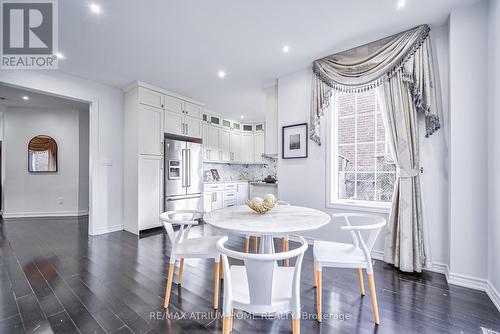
282,123,308,159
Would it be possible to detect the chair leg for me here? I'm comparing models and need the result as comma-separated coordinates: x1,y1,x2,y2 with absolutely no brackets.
214,261,220,310
222,315,231,334
253,237,259,254
367,274,380,325
220,255,224,280
178,258,185,285
164,263,175,309
313,260,317,287
245,237,250,253
282,238,289,267
292,318,300,334
357,268,365,296
316,270,322,322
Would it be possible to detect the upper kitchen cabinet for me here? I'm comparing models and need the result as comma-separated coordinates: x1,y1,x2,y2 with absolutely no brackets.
139,105,163,155
183,102,202,119
254,131,265,163
163,95,183,114
164,109,184,137
242,124,254,132
255,123,265,132
138,87,164,109
210,114,221,126
240,132,254,163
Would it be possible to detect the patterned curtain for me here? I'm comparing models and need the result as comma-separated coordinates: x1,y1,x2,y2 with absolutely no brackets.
311,24,440,272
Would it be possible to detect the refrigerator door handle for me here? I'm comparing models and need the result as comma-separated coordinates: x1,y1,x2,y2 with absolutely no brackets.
181,149,187,188
186,149,191,187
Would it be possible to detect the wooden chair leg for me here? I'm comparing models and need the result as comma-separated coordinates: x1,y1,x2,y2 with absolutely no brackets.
367,274,380,325
292,318,300,334
313,260,317,288
214,261,220,310
245,237,250,253
222,315,231,334
282,238,289,267
316,270,322,322
164,263,175,309
253,237,259,254
357,268,365,296
178,258,185,285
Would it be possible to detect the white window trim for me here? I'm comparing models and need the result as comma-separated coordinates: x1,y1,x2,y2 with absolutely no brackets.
325,91,392,213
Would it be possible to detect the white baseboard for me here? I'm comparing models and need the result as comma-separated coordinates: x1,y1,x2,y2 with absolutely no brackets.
448,271,489,291
91,224,124,236
486,281,500,312
2,210,89,219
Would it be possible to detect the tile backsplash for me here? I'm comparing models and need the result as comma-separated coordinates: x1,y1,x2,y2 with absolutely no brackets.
203,157,277,182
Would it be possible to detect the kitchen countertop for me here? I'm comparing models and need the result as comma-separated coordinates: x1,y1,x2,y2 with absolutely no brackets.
249,181,278,186
203,180,250,184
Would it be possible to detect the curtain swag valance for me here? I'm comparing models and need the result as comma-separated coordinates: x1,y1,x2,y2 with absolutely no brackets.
310,24,440,145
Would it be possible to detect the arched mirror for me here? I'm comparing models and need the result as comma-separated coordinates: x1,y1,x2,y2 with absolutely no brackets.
28,135,58,172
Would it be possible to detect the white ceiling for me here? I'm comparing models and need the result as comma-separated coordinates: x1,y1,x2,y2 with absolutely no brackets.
56,0,476,120
0,84,89,110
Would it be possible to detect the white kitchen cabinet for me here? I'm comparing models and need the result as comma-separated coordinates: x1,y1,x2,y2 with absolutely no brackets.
164,109,184,137
220,128,231,161
164,95,183,113
203,192,213,213
183,101,202,119
184,115,201,138
230,131,241,162
208,126,221,161
139,87,164,109
241,132,254,163
204,184,224,212
201,123,210,160
236,182,249,205
138,155,163,230
254,132,265,163
138,105,163,155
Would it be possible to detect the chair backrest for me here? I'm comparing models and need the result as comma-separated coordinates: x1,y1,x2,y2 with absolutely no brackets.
332,213,386,263
160,210,204,261
217,236,307,308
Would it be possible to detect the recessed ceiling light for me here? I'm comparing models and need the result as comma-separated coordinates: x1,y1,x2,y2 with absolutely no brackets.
240,115,244,119
89,3,101,14
397,0,406,9
22,96,29,101
54,52,65,59
282,45,290,53
218,70,226,78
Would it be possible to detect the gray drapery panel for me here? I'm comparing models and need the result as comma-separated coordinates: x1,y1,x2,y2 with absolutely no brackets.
310,24,440,145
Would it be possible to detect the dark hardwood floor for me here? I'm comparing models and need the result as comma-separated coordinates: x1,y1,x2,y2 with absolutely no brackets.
0,217,499,334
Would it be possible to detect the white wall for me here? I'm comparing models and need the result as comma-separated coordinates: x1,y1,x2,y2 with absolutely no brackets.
277,25,451,266
265,84,278,155
0,71,124,235
3,108,82,216
487,0,500,304
448,1,489,282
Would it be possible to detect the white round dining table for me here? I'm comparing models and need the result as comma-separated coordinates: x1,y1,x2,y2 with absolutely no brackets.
204,205,331,253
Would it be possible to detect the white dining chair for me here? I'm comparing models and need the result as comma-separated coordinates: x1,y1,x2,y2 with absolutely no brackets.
313,213,386,325
217,235,308,334
245,200,291,255
160,210,223,310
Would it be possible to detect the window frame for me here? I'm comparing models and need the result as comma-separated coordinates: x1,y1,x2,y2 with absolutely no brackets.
326,90,393,213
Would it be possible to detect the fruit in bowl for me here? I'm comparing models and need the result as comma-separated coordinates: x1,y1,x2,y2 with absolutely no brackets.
246,194,278,214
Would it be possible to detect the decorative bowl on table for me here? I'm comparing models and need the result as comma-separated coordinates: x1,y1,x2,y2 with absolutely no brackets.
245,194,279,214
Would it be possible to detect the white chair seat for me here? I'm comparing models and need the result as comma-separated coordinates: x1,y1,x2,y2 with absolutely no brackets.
176,236,221,258
230,265,294,306
313,240,366,267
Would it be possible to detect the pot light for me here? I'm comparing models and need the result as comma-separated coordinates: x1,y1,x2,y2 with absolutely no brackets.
22,96,29,100
397,0,406,9
218,70,226,78
54,52,65,59
89,3,101,14
240,115,244,119
282,45,290,53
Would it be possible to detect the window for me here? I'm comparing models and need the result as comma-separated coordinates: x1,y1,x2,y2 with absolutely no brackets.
329,89,396,209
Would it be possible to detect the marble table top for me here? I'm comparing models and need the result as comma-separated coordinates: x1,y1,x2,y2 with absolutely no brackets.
204,205,331,235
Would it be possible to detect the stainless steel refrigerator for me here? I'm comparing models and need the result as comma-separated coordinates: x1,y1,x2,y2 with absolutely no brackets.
164,134,203,212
